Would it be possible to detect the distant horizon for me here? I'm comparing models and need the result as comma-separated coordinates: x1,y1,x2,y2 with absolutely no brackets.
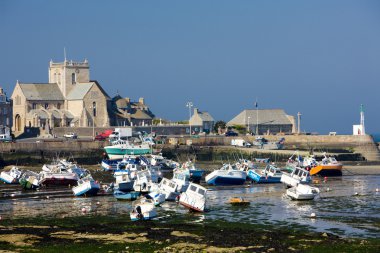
1,1,379,135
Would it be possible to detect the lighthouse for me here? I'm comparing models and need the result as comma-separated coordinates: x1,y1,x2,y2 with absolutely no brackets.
353,104,365,135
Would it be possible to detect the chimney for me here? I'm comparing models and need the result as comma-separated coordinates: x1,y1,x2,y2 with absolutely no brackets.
194,108,199,115
139,97,145,105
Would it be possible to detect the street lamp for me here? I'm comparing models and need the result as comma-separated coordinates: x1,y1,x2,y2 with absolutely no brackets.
90,103,96,140
186,102,193,136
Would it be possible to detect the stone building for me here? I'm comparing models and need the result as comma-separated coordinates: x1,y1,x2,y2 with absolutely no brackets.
227,109,295,135
189,108,215,133
112,96,155,126
11,59,111,135
0,87,12,135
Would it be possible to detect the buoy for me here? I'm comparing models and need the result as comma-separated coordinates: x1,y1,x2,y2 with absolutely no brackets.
310,213,316,218
326,187,330,192
46,196,50,199
376,188,379,192
81,207,87,212
354,192,358,196
96,201,100,205
10,194,15,197
324,177,327,182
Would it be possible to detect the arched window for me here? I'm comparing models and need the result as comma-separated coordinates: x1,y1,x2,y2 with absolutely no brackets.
71,73,76,84
92,102,96,117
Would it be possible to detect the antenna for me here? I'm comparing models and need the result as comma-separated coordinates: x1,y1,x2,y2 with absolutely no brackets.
64,47,67,61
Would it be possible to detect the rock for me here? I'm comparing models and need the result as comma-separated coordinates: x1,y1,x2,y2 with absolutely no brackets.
322,233,328,237
267,248,275,252
261,235,267,240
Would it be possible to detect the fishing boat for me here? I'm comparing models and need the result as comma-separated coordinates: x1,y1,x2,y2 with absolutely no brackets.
39,165,79,187
280,167,311,188
72,176,100,196
179,183,207,212
158,177,180,201
146,191,166,206
133,170,156,193
19,171,40,190
286,183,320,200
104,140,151,160
205,163,247,186
114,190,140,201
229,197,250,206
172,171,190,193
130,198,157,221
309,154,343,176
174,160,204,183
247,164,283,184
0,166,23,184
114,170,134,192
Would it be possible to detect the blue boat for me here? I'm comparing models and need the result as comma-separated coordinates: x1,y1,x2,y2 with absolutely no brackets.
205,164,247,186
113,190,140,201
247,164,283,184
175,161,204,183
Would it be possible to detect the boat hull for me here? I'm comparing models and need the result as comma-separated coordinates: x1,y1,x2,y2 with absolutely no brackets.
310,165,343,176
247,170,281,184
206,176,246,186
73,181,100,196
104,147,151,158
114,190,140,201
0,173,18,184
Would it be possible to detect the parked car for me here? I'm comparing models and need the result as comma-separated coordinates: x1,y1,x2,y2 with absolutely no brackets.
94,134,106,141
63,132,77,139
225,131,238,137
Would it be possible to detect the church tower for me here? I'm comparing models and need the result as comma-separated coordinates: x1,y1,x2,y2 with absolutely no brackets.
49,58,90,97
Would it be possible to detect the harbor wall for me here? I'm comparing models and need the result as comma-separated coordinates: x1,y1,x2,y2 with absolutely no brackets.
0,135,378,166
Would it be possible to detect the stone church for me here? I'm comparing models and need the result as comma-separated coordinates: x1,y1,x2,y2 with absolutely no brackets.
11,59,111,135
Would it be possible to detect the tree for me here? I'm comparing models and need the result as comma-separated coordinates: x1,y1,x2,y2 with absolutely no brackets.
214,120,226,133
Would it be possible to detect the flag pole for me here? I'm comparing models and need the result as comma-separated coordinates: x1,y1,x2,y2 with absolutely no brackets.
255,98,259,135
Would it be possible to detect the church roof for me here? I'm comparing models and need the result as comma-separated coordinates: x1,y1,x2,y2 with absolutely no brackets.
19,83,64,101
66,83,94,100
227,109,293,126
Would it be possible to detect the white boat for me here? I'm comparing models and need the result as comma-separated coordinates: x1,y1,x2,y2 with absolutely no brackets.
0,166,23,184
114,170,134,192
280,167,311,188
158,177,180,201
72,176,100,196
133,170,155,193
146,191,166,206
179,183,207,212
205,164,247,186
172,171,190,192
130,198,157,221
287,183,320,200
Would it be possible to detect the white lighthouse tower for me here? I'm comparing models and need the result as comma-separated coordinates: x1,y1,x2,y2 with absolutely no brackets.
353,104,365,135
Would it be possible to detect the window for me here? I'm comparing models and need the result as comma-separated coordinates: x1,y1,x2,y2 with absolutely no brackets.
3,108,7,114
190,185,197,192
57,103,61,109
92,102,96,117
71,73,76,84
198,189,205,196
32,103,36,109
45,103,48,109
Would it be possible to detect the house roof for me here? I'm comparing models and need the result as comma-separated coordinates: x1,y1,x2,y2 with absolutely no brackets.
227,109,293,126
66,83,94,100
131,109,152,120
197,111,214,122
19,83,64,101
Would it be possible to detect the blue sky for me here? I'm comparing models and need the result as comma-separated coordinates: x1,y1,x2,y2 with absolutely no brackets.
1,1,380,134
